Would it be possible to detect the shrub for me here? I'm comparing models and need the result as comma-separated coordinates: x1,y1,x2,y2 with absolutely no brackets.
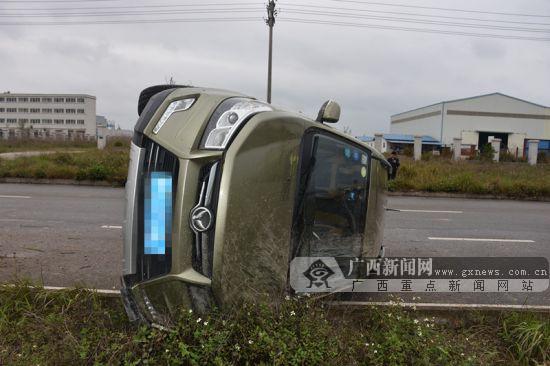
500,313,550,364
85,164,109,181
478,143,495,162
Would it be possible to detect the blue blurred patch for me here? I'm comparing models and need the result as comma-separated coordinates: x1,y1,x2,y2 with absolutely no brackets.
144,172,172,255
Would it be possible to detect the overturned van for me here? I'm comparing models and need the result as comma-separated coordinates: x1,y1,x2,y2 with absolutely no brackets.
121,85,390,325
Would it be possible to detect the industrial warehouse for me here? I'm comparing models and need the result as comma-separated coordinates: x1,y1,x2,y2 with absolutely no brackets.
388,92,550,157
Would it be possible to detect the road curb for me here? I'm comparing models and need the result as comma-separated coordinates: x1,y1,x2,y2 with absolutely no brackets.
329,301,550,313
387,191,550,202
0,284,121,297
4,285,547,312
0,177,120,187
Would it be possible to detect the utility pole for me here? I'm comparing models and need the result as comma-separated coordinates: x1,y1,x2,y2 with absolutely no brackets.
266,0,277,103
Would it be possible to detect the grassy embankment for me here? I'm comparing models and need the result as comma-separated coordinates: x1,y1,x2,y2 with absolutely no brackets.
389,157,550,199
0,139,96,154
0,284,548,365
0,139,129,185
1,140,549,199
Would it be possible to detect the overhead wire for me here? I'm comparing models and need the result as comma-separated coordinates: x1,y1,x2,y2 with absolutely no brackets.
280,9,550,33
0,2,261,12
279,17,550,41
280,3,550,27
0,8,265,18
327,0,550,18
0,0,548,41
0,16,261,25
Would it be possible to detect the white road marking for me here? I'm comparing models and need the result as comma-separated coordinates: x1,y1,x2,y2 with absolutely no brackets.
428,237,534,243
330,301,550,312
396,209,463,214
0,195,31,199
101,225,122,229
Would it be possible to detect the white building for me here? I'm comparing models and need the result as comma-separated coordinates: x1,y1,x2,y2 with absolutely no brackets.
0,92,96,140
390,93,550,157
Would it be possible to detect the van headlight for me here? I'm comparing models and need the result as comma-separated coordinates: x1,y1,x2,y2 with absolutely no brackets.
153,98,196,134
200,98,272,150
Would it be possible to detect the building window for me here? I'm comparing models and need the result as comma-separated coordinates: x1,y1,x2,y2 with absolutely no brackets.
54,119,64,124
66,119,76,124
30,108,40,113
42,97,52,103
42,119,52,124
7,108,17,113
0,97,4,102
77,109,85,114
54,108,64,113
65,97,76,103
7,118,16,123
30,97,41,103
18,118,28,123
66,109,76,114
0,108,4,112
0,118,4,123
18,108,29,113
6,97,17,102
54,97,64,103
18,97,28,102
42,108,52,113
77,119,85,124
77,97,85,103
31,119,40,124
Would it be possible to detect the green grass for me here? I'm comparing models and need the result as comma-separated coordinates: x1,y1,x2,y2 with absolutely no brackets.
0,284,548,365
0,145,129,185
1,142,549,199
389,158,550,199
0,138,96,153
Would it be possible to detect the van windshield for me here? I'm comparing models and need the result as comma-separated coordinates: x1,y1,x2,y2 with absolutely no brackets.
294,133,370,258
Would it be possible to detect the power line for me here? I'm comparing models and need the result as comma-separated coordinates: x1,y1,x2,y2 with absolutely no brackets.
279,17,550,41
281,3,550,27
0,17,261,25
327,0,550,18
0,2,260,11
0,0,119,2
282,9,550,33
0,9,264,18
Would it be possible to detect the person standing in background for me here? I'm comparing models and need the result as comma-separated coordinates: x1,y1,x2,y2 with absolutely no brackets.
387,151,400,180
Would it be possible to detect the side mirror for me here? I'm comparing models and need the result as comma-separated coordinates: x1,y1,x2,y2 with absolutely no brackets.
316,100,340,123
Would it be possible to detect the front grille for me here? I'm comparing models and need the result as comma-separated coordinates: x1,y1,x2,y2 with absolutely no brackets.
190,161,220,278
136,137,179,282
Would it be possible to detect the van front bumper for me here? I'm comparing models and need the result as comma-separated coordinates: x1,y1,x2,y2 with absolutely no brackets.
120,272,214,326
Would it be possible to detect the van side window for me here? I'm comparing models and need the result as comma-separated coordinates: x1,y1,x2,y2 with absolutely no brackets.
293,133,370,258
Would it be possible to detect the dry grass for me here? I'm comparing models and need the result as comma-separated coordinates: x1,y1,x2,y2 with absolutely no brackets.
389,158,550,199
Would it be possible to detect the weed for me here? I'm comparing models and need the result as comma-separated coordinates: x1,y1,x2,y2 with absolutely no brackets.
2,284,547,365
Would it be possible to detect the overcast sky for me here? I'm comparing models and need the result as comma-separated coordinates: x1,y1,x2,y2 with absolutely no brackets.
1,0,549,136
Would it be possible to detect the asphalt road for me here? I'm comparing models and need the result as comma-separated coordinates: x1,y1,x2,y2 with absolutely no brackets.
0,183,548,305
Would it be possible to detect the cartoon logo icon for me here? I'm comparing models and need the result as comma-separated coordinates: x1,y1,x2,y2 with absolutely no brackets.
303,259,335,288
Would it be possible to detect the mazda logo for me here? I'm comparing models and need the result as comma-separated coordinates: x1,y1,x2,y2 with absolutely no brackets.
190,206,213,232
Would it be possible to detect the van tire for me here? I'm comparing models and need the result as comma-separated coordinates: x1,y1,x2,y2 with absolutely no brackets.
137,84,191,116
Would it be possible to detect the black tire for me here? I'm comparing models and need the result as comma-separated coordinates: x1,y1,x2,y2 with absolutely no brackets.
137,84,191,116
